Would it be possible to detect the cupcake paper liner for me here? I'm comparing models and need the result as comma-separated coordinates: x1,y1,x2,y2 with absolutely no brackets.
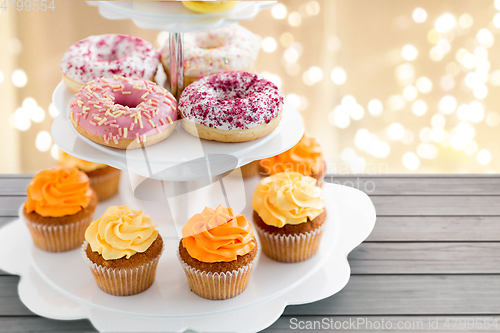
88,169,121,201
81,242,163,296
24,214,93,252
178,251,255,300
255,223,325,263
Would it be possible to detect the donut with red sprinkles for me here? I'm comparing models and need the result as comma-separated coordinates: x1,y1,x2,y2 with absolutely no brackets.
178,71,284,142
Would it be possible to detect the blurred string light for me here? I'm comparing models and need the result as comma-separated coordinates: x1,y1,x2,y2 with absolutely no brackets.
388,122,405,140
438,95,457,115
387,94,406,111
401,44,418,61
7,38,21,54
416,76,433,93
49,103,59,118
340,148,366,173
280,32,294,47
303,66,323,85
493,13,500,28
486,111,500,127
0,71,3,84
35,131,52,152
456,101,484,123
288,12,302,27
50,144,59,160
285,93,308,112
262,37,277,53
272,3,287,19
403,85,418,101
458,13,473,29
402,152,420,170
395,63,415,86
495,0,500,10
412,99,427,116
259,71,282,88
11,69,27,87
477,149,491,165
156,31,168,47
412,8,427,23
420,127,432,143
417,143,438,159
451,122,476,151
464,141,478,155
330,66,346,85
476,28,494,47
435,13,456,33
440,75,455,91
368,99,383,116
329,96,365,128
327,36,341,52
355,128,390,158
402,129,414,145
304,1,320,16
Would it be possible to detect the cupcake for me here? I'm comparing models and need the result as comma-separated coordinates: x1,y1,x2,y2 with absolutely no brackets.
178,205,257,300
252,172,326,263
258,134,326,185
59,150,121,201
83,205,163,296
23,165,98,252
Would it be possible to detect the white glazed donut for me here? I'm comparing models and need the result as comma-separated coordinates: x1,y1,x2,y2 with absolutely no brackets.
178,71,284,143
61,34,160,93
161,24,259,86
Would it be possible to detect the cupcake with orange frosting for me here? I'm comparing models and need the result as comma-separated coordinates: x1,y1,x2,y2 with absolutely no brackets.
82,205,163,296
258,134,326,185
58,150,121,201
23,165,98,252
252,172,325,263
178,205,257,300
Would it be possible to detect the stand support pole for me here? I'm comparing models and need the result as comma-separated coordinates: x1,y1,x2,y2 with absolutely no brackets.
169,32,184,99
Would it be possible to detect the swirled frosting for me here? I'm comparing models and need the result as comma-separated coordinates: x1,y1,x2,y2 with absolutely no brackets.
25,165,93,217
260,135,324,176
252,172,324,228
58,150,107,173
85,205,159,260
182,205,255,263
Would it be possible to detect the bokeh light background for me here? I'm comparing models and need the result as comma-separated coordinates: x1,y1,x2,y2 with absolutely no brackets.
1,0,500,174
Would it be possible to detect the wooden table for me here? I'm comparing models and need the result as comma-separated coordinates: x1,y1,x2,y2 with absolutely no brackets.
2,174,500,332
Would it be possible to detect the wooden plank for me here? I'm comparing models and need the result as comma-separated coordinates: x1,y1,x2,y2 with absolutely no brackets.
265,316,500,332
0,276,32,316
368,216,500,241
0,317,95,332
0,178,30,196
327,176,500,195
0,197,25,217
349,243,500,274
1,275,500,317
283,275,500,316
372,196,500,216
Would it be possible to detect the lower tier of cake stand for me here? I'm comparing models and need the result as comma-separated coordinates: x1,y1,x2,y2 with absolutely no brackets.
0,174,376,332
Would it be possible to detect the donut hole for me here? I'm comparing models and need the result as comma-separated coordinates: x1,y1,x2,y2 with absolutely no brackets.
113,95,143,109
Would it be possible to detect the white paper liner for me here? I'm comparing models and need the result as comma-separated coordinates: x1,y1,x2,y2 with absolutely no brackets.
24,213,94,252
177,251,255,300
255,223,325,263
81,241,163,296
88,169,120,201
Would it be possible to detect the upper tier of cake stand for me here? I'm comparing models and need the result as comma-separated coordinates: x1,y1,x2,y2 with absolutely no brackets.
87,1,276,32
51,81,304,181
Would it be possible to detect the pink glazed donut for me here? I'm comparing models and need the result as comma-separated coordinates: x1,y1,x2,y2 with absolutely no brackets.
178,71,284,142
70,76,177,149
61,34,160,94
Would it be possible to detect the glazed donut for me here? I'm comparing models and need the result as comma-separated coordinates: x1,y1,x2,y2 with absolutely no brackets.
178,71,284,143
161,24,259,87
182,1,238,13
61,34,160,94
69,76,177,150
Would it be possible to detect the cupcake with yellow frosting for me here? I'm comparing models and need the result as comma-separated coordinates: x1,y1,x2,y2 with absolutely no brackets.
182,1,238,14
23,165,98,252
252,172,325,263
83,205,163,296
178,205,257,300
258,134,326,185
58,150,121,201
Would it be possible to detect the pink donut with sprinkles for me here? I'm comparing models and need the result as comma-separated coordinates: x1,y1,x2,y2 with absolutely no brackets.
70,76,177,150
178,71,284,142
61,34,160,94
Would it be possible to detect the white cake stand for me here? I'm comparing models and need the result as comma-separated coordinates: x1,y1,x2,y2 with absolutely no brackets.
0,176,377,333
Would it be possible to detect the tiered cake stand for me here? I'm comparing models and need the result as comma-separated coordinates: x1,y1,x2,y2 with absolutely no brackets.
0,2,377,332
